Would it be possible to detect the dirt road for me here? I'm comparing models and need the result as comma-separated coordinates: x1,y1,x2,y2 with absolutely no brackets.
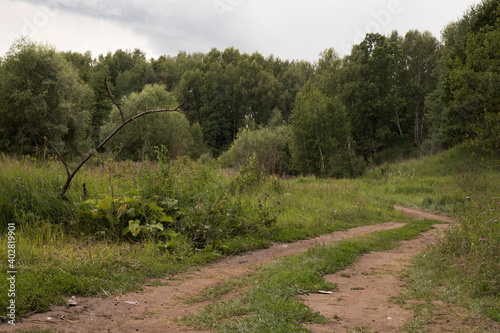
4,207,485,333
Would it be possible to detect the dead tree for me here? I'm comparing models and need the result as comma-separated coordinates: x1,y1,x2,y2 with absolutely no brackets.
46,78,188,200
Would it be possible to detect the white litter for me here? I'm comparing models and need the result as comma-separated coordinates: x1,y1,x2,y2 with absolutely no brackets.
68,296,77,306
124,300,139,305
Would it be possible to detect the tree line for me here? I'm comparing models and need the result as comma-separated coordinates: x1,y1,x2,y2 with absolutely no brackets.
0,0,498,177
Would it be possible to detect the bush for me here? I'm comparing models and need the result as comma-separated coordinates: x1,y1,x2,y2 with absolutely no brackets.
218,126,291,175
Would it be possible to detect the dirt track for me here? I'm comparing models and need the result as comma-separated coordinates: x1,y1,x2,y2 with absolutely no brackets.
2,207,478,333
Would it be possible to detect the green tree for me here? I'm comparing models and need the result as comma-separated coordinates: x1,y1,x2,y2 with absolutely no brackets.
341,33,406,160
432,0,500,148
290,85,351,177
0,39,93,155
189,122,208,159
401,30,440,147
175,48,296,156
101,84,191,160
446,1,500,142
63,51,114,145
114,61,157,99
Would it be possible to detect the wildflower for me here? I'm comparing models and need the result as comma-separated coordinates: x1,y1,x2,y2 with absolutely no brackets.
479,238,487,241
466,196,470,199
494,220,498,223
461,264,465,267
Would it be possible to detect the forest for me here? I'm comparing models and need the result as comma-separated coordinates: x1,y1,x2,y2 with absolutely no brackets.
1,0,499,176
0,1,499,331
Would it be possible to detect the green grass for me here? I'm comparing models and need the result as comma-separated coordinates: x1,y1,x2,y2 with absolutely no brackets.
180,220,437,332
0,144,499,328
0,153,405,321
370,145,500,330
396,251,500,332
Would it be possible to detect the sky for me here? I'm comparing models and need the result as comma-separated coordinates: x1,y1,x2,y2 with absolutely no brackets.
0,0,484,62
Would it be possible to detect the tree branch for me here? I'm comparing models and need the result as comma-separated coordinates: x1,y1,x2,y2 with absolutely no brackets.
51,80,190,200
43,136,70,179
103,78,125,123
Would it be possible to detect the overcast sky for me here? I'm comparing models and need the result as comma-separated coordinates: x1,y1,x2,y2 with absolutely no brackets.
1,0,483,62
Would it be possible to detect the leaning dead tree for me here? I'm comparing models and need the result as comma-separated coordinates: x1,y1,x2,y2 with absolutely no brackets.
46,78,188,200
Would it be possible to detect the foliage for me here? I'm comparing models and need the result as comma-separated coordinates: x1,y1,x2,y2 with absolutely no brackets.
218,124,291,175
342,33,408,158
175,48,310,155
189,122,208,159
401,30,440,147
469,111,500,154
62,50,114,145
432,0,500,148
233,153,265,191
100,84,192,160
290,84,353,177
83,195,181,241
0,38,93,156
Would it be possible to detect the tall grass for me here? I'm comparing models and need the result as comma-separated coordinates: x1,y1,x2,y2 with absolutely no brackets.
440,194,499,294
1,144,498,323
0,151,408,320
362,145,500,322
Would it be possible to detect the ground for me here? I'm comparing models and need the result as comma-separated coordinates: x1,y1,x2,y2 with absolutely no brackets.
2,207,499,333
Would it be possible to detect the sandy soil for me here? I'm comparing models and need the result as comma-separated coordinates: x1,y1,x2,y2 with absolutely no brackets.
3,206,497,333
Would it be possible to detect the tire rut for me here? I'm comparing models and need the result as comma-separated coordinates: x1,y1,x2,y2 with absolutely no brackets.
303,206,453,332
3,222,408,333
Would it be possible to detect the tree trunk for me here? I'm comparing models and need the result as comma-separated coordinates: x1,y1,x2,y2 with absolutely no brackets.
414,104,420,147
319,145,325,175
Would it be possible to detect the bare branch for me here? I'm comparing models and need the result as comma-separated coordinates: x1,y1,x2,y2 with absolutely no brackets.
43,136,70,179
55,98,189,200
103,78,125,123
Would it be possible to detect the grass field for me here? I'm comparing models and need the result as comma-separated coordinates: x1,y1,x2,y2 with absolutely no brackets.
0,145,498,330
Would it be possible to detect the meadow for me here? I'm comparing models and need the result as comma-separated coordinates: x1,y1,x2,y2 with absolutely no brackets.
0,145,498,331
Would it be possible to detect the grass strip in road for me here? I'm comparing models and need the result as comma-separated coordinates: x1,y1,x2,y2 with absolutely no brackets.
181,220,438,333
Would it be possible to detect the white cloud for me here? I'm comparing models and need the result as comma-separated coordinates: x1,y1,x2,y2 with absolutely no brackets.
1,0,484,62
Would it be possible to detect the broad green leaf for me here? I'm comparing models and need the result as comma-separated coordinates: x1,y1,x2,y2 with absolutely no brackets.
149,223,164,231
122,226,130,236
128,220,141,237
148,202,164,212
160,213,173,223
97,197,113,211
160,230,179,238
